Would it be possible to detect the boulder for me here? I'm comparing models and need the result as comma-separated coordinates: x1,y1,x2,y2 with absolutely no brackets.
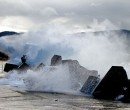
51,55,62,66
92,66,128,100
36,63,45,70
18,63,30,72
21,55,26,63
62,59,98,90
4,63,18,72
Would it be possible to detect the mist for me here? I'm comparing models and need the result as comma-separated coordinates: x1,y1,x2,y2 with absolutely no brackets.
0,21,130,94
0,24,130,77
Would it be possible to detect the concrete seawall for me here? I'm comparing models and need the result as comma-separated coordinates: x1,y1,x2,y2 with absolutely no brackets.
0,85,130,110
0,61,130,109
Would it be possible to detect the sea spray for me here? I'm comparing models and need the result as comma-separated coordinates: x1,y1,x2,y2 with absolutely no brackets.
0,25,130,78
0,70,25,88
0,60,99,96
0,21,130,92
23,65,73,92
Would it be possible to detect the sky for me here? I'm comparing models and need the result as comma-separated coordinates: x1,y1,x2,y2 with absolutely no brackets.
0,0,130,32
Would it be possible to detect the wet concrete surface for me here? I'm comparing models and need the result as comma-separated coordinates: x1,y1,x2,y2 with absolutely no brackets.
0,85,130,110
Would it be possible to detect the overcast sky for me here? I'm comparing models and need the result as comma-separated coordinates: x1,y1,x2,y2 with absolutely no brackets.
0,0,130,32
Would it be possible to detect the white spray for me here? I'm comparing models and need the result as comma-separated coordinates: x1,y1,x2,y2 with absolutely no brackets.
0,21,130,94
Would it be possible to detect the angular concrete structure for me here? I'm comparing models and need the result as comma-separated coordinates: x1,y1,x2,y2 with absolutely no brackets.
92,66,128,100
51,55,62,66
80,76,100,95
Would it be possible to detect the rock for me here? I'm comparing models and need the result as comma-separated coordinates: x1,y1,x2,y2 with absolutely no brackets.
80,76,100,95
4,63,18,72
92,66,128,100
62,59,98,90
51,55,62,66
36,63,45,70
4,55,30,72
4,62,30,73
18,63,30,72
21,55,27,63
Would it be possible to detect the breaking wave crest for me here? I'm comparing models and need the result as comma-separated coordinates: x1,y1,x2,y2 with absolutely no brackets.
0,24,130,95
